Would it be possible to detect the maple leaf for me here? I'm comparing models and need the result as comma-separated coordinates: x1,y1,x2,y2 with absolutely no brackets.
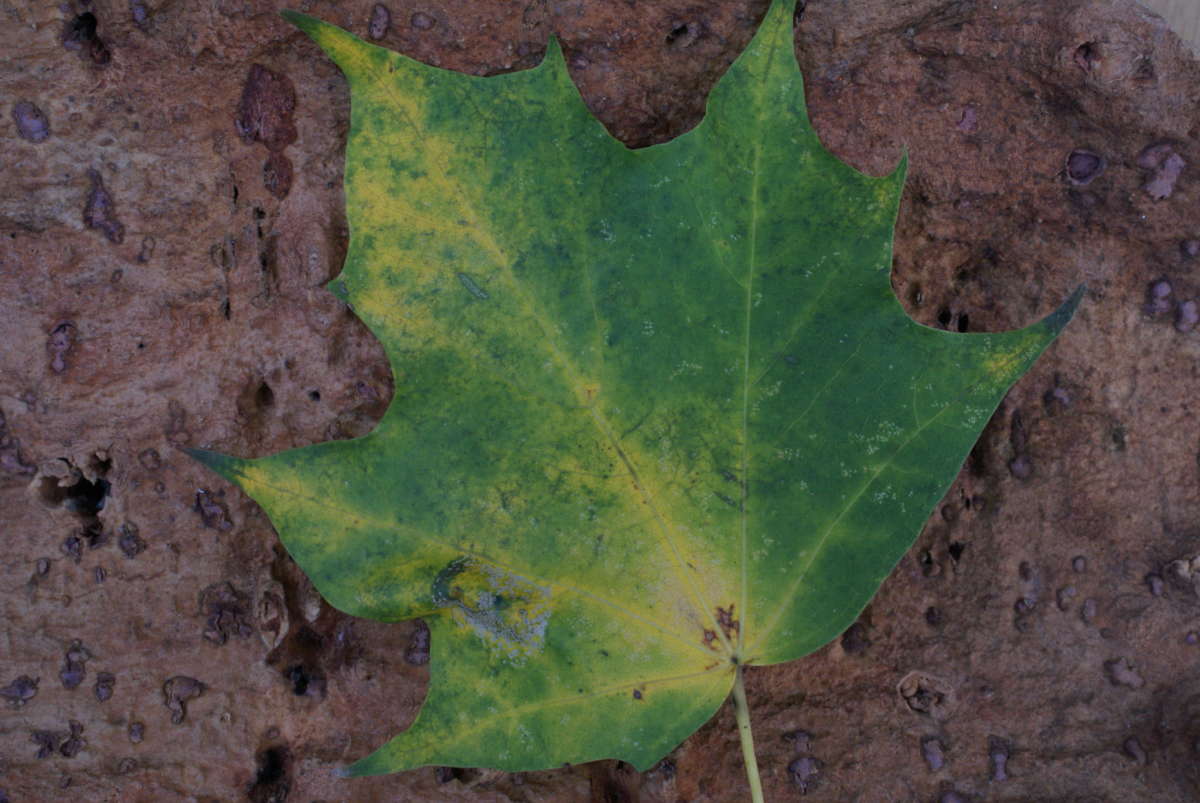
189,0,1080,788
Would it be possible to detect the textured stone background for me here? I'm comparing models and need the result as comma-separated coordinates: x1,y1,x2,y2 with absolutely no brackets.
3,1,1200,800
1143,0,1200,51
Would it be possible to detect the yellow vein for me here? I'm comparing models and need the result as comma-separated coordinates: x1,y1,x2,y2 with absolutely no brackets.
738,12,784,658
237,470,716,659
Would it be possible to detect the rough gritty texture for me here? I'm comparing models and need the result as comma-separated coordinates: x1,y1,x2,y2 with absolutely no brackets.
1,0,1198,800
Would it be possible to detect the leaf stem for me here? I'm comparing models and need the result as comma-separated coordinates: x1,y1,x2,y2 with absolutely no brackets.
733,663,765,803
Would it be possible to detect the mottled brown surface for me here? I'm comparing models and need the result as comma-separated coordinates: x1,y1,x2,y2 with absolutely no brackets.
2,0,1199,800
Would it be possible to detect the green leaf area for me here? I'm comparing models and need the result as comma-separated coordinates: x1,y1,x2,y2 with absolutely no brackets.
191,0,1080,777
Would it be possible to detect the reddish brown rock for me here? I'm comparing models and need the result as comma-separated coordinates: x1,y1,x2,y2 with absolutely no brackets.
2,1,1200,801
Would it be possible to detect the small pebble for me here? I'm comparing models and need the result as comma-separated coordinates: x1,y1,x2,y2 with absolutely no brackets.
1138,142,1176,169
12,101,50,142
1,675,39,706
118,524,146,558
1081,598,1098,623
60,720,85,757
1056,585,1077,610
921,736,945,771
1072,556,1087,573
1123,736,1147,764
1145,152,1186,200
1065,149,1105,185
94,672,114,702
988,736,1010,781
31,729,59,759
1008,455,1033,480
36,558,50,576
60,641,89,689
61,535,82,562
1182,239,1200,259
1146,279,1173,316
162,676,204,724
368,4,390,39
1145,573,1164,596
1175,300,1198,333
788,755,821,793
410,11,435,30
1044,385,1071,412
1104,657,1144,688
956,105,978,133
785,729,813,753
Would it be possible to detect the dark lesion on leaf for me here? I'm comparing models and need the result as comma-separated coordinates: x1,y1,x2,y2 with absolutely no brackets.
714,467,745,510
716,604,740,642
714,491,741,510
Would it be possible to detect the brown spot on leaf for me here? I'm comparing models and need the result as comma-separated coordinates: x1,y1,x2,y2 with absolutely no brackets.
715,604,740,641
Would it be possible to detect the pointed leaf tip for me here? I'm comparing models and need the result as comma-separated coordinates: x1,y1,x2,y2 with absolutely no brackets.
182,447,250,485
279,9,367,71
280,9,317,33
1045,285,1087,333
341,754,381,778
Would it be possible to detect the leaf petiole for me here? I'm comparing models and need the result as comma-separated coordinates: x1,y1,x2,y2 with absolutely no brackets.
732,663,765,803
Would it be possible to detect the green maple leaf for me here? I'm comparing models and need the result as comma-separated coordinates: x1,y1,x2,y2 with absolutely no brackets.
190,0,1080,786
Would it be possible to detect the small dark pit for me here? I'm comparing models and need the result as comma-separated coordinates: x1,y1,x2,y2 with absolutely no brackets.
1065,149,1105,185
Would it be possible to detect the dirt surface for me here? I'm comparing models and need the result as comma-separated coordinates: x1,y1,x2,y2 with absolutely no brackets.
3,0,1200,800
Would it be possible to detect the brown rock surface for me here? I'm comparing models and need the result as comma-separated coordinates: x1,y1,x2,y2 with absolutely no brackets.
3,0,1200,800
